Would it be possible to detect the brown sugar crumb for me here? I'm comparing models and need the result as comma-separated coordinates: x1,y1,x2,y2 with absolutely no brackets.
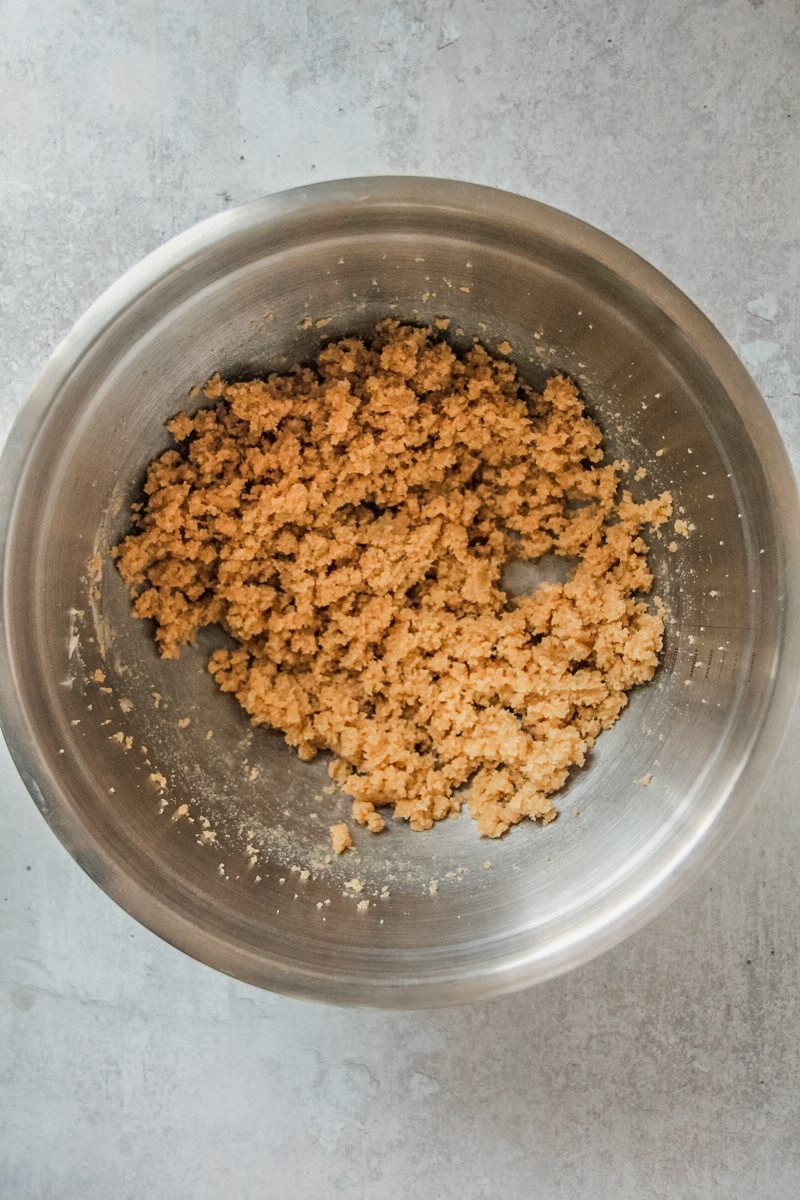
114,321,672,839
351,799,385,833
329,823,353,855
91,669,106,684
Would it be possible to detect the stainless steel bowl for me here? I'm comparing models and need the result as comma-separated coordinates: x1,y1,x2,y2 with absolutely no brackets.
2,178,798,1007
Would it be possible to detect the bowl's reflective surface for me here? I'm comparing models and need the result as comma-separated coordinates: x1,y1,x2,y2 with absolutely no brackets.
1,178,798,1006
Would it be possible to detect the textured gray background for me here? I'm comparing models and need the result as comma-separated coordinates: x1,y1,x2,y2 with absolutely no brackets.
1,1,799,1197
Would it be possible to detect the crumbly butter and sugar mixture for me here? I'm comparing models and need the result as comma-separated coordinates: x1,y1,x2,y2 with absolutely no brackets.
114,322,672,838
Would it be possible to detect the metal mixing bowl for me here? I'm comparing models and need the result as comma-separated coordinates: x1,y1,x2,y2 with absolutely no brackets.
2,178,798,1007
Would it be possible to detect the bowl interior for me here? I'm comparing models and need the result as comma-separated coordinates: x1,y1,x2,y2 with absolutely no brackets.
1,182,788,1004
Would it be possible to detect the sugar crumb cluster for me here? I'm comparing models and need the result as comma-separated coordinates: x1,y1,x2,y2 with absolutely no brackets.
114,321,671,839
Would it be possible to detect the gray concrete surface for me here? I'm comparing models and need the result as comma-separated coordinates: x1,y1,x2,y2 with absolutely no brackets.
1,1,799,1197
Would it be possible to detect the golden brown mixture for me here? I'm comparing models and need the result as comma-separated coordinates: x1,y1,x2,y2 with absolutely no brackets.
114,322,671,838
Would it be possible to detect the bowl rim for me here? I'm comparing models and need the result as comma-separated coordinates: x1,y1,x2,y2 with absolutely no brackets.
2,175,799,1008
